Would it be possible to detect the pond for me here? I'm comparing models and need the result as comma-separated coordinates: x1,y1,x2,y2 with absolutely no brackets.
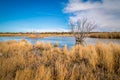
0,36,120,49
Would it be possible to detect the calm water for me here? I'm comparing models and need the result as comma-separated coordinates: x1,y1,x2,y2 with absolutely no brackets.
0,36,120,48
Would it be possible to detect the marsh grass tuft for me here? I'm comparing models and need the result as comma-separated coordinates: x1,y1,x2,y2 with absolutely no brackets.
0,40,120,80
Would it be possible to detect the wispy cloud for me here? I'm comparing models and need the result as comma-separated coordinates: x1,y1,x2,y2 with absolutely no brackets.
63,0,120,32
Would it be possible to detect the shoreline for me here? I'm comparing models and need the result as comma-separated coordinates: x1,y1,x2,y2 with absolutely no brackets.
0,32,120,39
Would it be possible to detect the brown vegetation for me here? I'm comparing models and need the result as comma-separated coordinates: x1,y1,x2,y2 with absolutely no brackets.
89,32,120,39
0,32,72,38
0,32,120,39
0,40,120,80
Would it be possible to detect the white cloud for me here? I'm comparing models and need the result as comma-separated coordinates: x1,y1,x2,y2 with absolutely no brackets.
64,0,120,32
64,0,101,13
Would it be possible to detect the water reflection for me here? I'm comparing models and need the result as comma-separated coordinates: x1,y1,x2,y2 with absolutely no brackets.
75,41,86,46
0,36,120,49
85,38,120,45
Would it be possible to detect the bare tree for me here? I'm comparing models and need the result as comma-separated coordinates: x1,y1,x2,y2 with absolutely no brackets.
70,18,97,43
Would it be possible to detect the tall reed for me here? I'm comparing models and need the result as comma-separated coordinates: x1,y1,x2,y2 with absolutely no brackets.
0,40,120,80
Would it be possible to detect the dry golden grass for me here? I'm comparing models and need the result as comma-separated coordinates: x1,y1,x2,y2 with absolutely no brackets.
0,32,120,39
89,32,120,39
0,40,120,80
0,33,72,38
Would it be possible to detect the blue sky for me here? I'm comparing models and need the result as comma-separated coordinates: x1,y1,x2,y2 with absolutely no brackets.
0,0,120,32
0,0,69,32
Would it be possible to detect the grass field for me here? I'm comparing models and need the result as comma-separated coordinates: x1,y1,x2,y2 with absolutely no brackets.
0,32,120,39
89,32,120,39
0,32,72,38
0,40,120,80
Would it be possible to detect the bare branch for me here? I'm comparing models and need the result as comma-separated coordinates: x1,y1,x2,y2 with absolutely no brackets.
70,18,97,42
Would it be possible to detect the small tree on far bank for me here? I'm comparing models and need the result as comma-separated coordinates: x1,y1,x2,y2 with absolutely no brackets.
69,18,97,43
